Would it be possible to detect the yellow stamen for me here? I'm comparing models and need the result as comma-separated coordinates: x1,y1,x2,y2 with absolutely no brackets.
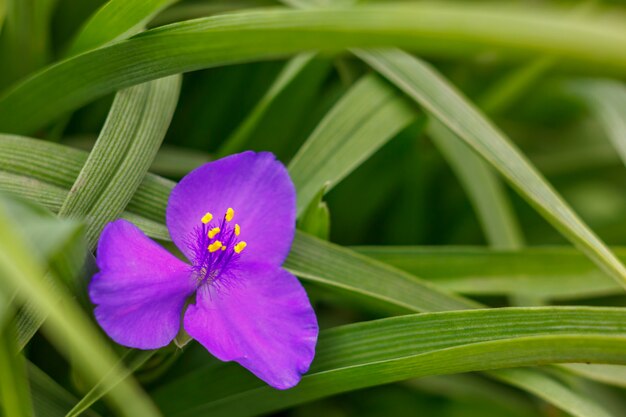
201,212,213,224
207,227,221,239
234,223,241,236
208,240,223,253
225,207,235,222
234,241,247,254
221,246,226,251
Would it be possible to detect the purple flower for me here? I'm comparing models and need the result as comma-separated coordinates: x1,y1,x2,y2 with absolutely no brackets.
89,151,318,389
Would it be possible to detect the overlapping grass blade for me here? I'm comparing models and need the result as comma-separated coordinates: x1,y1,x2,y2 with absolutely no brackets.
0,195,160,417
357,49,626,290
289,73,416,215
151,307,626,417
0,3,625,133
567,79,626,166
358,246,623,300
66,0,178,56
58,76,180,249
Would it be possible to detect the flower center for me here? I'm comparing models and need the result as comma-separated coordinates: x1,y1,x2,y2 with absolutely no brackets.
188,207,247,288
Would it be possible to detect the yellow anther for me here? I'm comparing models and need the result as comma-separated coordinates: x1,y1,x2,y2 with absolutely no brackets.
234,241,247,254
221,246,226,251
201,212,213,224
207,227,221,239
225,207,235,222
234,224,241,236
208,240,223,253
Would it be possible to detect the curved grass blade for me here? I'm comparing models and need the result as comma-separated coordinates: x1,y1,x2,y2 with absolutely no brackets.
357,246,624,300
0,196,160,417
58,75,180,249
289,73,416,215
0,3,625,134
66,0,179,56
562,364,626,389
151,307,626,417
357,48,626,290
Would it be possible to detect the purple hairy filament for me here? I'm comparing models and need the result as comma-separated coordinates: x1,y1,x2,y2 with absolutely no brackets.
187,208,247,289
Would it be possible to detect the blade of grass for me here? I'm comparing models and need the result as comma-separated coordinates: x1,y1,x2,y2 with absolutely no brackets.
0,321,33,417
357,48,626,290
1,3,625,134
357,246,624,300
58,75,180,249
0,196,161,417
288,73,416,215
66,0,179,56
151,307,626,417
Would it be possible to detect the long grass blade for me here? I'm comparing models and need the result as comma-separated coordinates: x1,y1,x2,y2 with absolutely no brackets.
0,3,624,134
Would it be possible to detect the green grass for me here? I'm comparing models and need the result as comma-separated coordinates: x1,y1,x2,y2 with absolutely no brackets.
0,1,625,416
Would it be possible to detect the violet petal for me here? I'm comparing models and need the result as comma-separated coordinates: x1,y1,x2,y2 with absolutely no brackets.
90,220,195,349
166,151,296,266
183,262,318,389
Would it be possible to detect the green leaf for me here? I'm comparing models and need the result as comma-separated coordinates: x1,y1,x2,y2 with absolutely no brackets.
357,48,626,290
288,73,416,215
357,246,624,300
0,195,160,417
152,307,626,417
1,3,625,134
0,321,34,417
562,364,626,389
66,0,179,56
297,185,330,240
58,75,180,249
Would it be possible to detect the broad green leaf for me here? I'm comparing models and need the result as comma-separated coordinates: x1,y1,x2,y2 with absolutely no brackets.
357,49,626,290
288,73,416,215
28,362,101,417
357,246,624,300
0,321,33,417
66,0,179,56
1,3,625,133
0,195,160,417
152,307,626,417
489,368,615,417
567,79,626,167
58,75,180,249
218,53,316,157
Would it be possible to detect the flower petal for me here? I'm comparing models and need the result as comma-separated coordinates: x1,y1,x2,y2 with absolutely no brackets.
166,151,296,266
183,263,318,389
90,219,195,349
